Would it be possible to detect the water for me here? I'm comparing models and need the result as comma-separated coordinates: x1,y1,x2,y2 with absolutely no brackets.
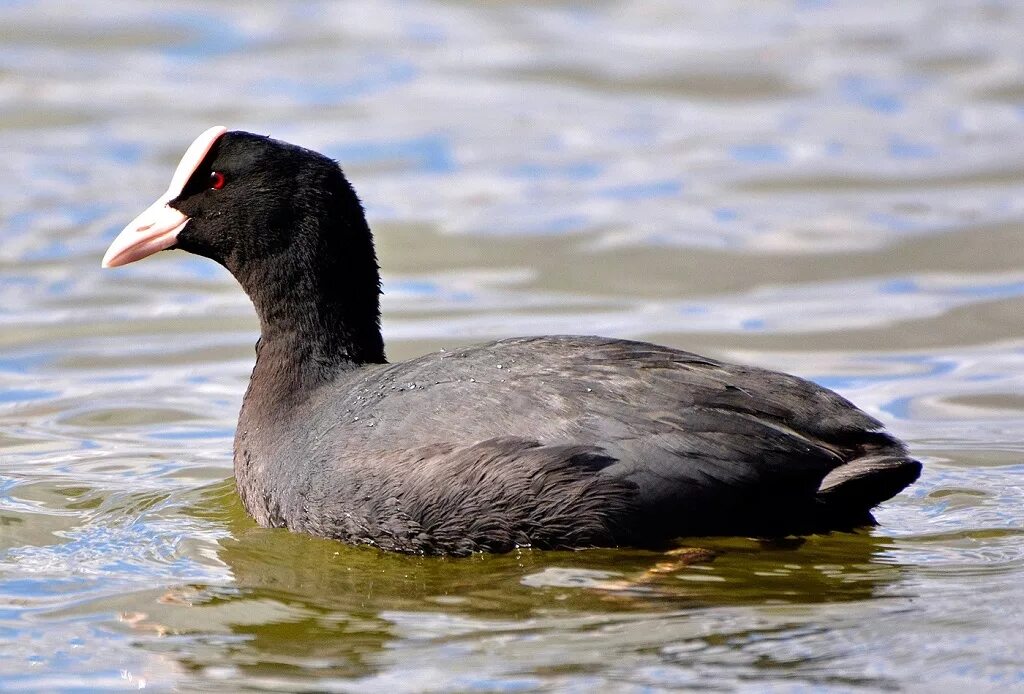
2,0,1023,690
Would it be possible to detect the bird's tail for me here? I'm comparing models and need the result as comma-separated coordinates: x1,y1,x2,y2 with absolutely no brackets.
816,454,921,524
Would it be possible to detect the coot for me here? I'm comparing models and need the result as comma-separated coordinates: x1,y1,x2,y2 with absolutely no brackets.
102,127,921,555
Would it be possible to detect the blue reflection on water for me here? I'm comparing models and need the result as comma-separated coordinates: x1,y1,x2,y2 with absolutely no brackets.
103,142,143,165
813,355,959,393
731,144,787,163
326,134,455,174
880,277,1024,300
404,21,446,45
528,214,589,235
597,179,682,201
825,140,845,156
869,212,916,232
150,428,235,440
952,280,1024,299
507,162,603,181
889,135,938,160
881,396,913,419
6,210,37,234
391,279,441,296
839,76,904,114
0,389,58,403
169,256,230,280
23,239,68,262
881,278,919,294
259,60,418,105
864,354,958,377
158,11,253,59
0,354,48,374
0,577,96,598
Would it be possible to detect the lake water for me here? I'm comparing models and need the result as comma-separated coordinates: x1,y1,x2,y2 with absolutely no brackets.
2,1,1023,690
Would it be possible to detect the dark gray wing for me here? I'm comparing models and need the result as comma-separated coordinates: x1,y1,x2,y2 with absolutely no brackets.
291,437,638,555
292,336,919,548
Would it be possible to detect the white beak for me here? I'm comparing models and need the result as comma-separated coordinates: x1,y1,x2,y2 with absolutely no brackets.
102,126,228,268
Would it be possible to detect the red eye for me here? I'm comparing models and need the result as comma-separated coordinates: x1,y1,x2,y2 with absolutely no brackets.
209,171,226,190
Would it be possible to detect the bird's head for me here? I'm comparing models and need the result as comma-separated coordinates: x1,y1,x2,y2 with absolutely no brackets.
103,127,384,365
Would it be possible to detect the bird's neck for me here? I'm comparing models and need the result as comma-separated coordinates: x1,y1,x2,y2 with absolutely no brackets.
237,207,386,402
248,274,385,398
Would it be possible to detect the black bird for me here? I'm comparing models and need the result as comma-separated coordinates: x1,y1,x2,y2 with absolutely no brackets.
102,127,921,555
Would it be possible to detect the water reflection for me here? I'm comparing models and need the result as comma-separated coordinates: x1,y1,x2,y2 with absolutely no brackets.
99,480,914,685
216,505,908,614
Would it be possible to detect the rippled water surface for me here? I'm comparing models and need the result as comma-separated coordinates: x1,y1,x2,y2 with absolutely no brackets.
2,1,1024,690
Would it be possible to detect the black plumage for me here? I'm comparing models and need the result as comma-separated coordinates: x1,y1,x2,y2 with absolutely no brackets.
105,129,921,555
